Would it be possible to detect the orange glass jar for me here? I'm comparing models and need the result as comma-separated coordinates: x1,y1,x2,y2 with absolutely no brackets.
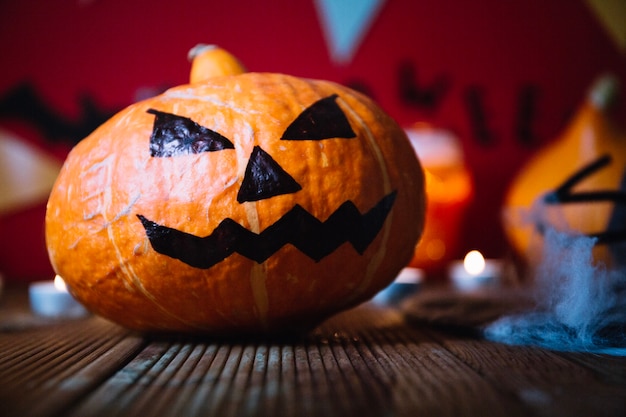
405,124,473,276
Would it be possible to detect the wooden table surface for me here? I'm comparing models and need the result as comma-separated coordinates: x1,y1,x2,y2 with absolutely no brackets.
1,285,625,417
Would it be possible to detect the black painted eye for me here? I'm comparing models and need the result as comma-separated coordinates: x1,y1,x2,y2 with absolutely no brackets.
281,94,356,141
147,109,234,157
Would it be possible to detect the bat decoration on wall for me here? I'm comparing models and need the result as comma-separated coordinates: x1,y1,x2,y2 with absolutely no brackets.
464,86,496,146
398,61,450,111
515,85,540,146
0,83,117,145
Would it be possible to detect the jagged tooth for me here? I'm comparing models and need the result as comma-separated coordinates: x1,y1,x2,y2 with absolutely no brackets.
137,215,240,268
137,191,397,269
353,191,397,253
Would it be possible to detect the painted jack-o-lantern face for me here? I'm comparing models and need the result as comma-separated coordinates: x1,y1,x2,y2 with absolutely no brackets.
136,94,397,270
46,62,425,334
504,75,626,269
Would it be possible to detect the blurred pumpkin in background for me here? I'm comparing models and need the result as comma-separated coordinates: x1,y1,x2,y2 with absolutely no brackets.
504,74,626,269
45,45,426,335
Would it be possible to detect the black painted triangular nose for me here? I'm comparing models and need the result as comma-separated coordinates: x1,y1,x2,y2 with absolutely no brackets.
237,146,302,203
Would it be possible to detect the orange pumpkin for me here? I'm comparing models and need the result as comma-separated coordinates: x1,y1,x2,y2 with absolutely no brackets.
45,45,426,334
504,74,626,268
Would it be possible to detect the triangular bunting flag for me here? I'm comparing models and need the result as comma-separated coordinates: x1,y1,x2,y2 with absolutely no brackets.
314,0,387,64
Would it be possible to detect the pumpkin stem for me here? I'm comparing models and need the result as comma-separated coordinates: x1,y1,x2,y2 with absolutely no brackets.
188,44,247,83
589,73,620,111
187,44,215,61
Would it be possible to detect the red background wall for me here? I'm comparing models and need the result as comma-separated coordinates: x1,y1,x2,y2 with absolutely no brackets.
1,0,625,282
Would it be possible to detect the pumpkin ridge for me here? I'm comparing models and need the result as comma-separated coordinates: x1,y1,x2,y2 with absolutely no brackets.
108,226,205,330
250,263,269,328
337,97,394,300
89,149,205,329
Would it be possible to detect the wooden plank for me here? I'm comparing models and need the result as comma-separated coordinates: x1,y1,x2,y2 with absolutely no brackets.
358,322,524,416
3,289,626,417
65,340,178,415
150,343,221,416
60,305,535,417
561,352,626,385
426,328,626,417
0,317,146,417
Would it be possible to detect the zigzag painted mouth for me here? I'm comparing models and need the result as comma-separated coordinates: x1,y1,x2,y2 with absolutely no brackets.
137,191,397,269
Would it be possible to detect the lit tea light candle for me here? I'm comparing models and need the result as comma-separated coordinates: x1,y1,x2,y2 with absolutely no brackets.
449,250,502,291
29,275,89,318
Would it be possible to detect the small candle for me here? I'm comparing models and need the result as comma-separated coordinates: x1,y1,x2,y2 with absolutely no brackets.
449,250,502,291
372,267,424,305
29,275,89,318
